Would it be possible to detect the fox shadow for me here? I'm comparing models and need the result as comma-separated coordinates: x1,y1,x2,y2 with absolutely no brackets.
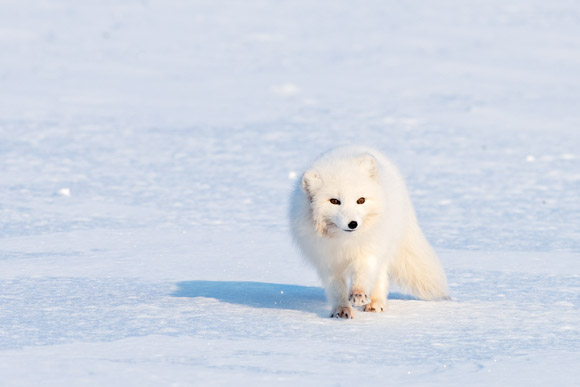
171,280,417,316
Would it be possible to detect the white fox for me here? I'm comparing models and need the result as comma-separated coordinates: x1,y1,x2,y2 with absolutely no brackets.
289,146,449,318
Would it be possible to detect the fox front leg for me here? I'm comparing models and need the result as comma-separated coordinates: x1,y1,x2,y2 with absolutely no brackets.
363,267,388,313
324,275,355,319
349,255,379,307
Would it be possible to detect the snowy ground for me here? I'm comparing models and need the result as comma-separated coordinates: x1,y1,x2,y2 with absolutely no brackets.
1,0,579,385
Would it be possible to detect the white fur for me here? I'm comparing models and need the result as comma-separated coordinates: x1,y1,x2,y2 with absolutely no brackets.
289,146,449,319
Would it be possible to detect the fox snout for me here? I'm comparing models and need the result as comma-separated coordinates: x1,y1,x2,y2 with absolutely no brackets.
332,208,364,233
339,218,360,232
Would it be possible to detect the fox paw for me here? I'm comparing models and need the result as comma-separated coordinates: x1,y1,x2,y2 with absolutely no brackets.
349,289,370,306
330,306,354,319
363,301,385,313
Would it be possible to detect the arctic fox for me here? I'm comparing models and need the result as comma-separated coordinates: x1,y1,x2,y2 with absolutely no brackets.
289,146,448,319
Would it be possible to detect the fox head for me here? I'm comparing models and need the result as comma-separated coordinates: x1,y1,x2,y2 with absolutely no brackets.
301,153,383,237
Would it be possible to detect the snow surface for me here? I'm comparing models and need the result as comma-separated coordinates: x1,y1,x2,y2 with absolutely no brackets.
1,0,579,385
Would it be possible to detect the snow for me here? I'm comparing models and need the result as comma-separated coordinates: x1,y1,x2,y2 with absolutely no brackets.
1,0,579,385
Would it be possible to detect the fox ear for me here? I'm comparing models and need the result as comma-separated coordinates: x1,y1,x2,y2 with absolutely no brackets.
301,170,321,198
359,153,378,178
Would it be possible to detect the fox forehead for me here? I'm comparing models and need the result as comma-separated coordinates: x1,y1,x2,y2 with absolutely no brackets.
315,175,377,199
318,186,368,199
302,152,380,200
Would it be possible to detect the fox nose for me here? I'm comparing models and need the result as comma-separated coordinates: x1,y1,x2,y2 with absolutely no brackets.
348,221,358,230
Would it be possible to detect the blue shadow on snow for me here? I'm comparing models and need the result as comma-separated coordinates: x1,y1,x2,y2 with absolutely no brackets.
172,280,417,315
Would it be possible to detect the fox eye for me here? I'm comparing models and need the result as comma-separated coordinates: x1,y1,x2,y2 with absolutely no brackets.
357,197,365,204
329,198,341,205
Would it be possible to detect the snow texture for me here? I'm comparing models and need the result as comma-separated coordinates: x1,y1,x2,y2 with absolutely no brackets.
1,0,579,385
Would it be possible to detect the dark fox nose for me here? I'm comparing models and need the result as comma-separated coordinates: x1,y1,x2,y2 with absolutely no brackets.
348,221,358,229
